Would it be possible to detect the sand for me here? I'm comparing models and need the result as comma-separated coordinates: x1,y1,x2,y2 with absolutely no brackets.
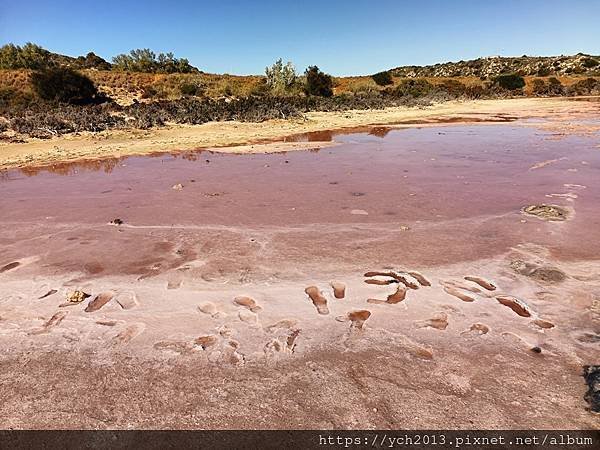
2,97,600,171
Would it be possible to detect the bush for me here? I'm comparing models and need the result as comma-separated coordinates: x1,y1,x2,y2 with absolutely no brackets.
536,66,551,76
265,59,297,95
392,79,434,97
0,42,53,70
437,79,468,96
30,67,104,104
566,77,599,96
371,71,393,86
179,82,203,97
141,86,158,99
112,49,197,73
304,66,333,97
582,58,599,68
74,52,112,70
493,73,525,90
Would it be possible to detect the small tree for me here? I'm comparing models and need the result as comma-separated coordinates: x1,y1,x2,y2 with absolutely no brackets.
265,59,297,95
31,67,102,104
304,66,333,97
371,71,393,86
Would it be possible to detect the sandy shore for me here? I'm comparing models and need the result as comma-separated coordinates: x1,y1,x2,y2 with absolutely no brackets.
2,97,599,170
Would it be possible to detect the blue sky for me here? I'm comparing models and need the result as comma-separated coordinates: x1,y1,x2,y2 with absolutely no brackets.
1,0,599,76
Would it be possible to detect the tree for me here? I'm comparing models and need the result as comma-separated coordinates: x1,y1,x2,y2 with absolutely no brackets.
265,59,297,95
30,67,102,104
304,66,333,97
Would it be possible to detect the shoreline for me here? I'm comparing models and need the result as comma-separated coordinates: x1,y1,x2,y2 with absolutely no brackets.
2,97,599,171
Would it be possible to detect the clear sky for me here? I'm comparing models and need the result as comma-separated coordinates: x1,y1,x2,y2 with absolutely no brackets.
1,0,599,76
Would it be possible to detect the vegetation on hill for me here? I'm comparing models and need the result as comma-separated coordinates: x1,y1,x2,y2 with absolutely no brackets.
390,54,600,78
1,44,600,141
112,49,197,73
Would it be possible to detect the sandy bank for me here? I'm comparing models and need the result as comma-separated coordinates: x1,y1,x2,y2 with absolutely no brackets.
2,97,599,170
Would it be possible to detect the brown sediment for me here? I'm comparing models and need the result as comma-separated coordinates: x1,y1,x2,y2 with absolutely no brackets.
304,286,329,315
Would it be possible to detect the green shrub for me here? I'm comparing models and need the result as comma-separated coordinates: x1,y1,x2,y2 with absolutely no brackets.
0,42,53,70
566,77,599,95
536,66,551,76
141,86,158,99
30,67,104,104
112,49,197,73
437,79,467,96
304,66,333,97
582,58,599,68
265,59,297,95
74,52,112,70
179,82,203,97
371,71,393,86
493,73,525,90
393,79,434,97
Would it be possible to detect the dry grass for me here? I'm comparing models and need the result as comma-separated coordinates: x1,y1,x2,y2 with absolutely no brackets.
1,68,599,106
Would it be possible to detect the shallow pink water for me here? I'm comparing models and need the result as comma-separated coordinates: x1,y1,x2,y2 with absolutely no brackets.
1,123,599,276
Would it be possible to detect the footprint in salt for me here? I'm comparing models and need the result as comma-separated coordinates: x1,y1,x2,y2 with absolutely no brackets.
496,295,533,317
464,276,496,291
28,311,68,335
407,271,431,287
443,286,475,302
532,318,555,329
304,286,329,315
85,291,115,312
265,318,299,333
238,309,259,326
0,262,20,273
367,285,407,305
233,296,262,312
415,312,448,330
111,323,146,346
115,291,138,310
194,334,219,350
461,323,490,336
330,281,346,299
336,310,372,330
198,302,226,319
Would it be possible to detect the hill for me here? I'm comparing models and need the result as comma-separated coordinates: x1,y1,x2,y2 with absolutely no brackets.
390,54,600,78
